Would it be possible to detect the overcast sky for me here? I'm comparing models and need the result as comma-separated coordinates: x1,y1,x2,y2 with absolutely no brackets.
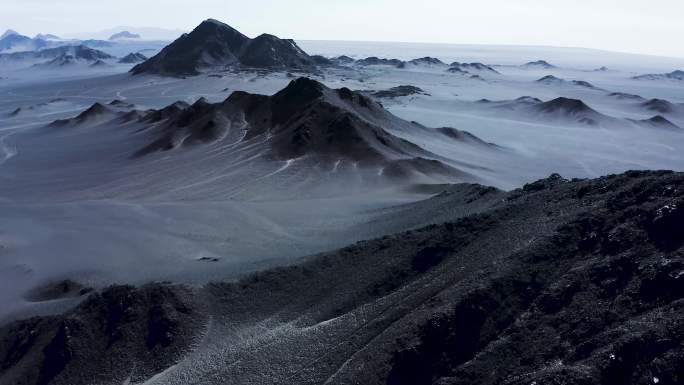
1,0,682,57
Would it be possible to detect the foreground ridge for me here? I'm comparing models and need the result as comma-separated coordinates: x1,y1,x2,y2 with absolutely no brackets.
1,170,682,384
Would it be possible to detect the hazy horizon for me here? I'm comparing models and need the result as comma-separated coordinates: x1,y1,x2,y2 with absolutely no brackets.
2,0,683,59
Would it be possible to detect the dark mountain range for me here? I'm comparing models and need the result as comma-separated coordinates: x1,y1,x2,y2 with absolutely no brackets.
131,19,315,76
1,170,682,384
46,78,489,182
130,78,474,178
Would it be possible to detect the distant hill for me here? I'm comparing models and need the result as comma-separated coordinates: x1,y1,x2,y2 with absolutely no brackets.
634,70,684,81
131,19,316,76
109,31,141,40
522,60,556,69
119,52,148,64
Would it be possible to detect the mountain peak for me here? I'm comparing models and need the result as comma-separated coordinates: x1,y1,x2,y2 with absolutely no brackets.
0,29,19,39
132,19,315,76
202,18,227,26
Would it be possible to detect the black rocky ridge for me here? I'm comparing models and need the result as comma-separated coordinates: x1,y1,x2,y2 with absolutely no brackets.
131,19,316,76
1,170,683,384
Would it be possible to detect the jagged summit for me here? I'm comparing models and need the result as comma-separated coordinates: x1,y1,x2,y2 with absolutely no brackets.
131,19,315,76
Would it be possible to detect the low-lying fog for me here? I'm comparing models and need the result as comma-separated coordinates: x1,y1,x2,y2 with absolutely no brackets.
1,41,683,322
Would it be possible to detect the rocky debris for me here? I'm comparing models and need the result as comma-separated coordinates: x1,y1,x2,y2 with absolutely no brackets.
131,19,316,76
1,171,683,384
